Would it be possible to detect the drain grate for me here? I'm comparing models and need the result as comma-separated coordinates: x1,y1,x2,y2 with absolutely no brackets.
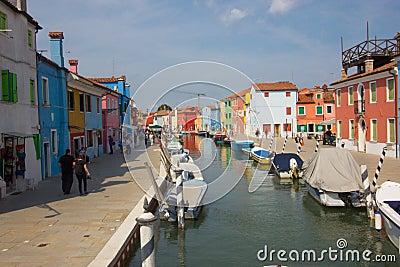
83,235,90,237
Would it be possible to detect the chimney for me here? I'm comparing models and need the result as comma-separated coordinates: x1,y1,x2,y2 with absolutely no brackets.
341,69,347,79
17,0,26,12
48,32,64,67
365,59,374,73
69,59,78,74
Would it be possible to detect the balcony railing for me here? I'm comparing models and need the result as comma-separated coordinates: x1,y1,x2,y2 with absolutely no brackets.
354,100,365,115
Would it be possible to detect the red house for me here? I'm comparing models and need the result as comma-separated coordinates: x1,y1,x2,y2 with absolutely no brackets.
177,107,197,131
331,32,399,157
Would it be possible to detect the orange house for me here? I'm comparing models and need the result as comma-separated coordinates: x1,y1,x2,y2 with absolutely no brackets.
296,85,336,137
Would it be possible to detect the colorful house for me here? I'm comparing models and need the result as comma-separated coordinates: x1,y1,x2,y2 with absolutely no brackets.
66,60,107,159
331,32,400,157
0,0,42,193
177,107,196,131
101,86,121,154
36,32,69,180
210,105,221,131
296,85,336,138
226,88,249,134
247,82,298,138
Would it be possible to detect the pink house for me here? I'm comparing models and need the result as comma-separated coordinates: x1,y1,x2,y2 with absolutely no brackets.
101,89,121,153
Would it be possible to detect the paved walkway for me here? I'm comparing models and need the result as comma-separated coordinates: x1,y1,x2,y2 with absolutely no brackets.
0,143,161,267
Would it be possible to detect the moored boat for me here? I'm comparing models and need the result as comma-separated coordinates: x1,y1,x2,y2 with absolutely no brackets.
375,181,400,249
197,130,207,136
302,148,365,207
250,146,273,164
213,131,226,143
231,140,254,151
271,153,303,179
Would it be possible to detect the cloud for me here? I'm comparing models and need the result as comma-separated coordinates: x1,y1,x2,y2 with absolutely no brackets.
221,8,249,26
268,0,296,14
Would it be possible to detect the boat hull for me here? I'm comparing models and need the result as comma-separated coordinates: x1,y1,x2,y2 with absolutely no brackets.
250,147,272,164
231,141,254,151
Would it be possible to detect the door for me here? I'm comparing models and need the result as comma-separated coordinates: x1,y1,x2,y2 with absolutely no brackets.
274,124,280,137
93,131,98,157
44,142,50,178
73,138,80,158
358,118,366,152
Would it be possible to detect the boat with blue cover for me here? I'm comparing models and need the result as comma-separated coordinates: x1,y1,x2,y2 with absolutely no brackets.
250,146,274,164
271,153,303,179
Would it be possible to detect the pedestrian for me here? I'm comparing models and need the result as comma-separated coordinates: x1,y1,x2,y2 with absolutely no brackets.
149,132,154,146
75,154,90,196
58,149,75,194
255,129,260,137
108,135,114,154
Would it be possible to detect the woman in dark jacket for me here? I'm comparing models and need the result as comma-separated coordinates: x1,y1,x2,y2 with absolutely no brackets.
75,154,90,196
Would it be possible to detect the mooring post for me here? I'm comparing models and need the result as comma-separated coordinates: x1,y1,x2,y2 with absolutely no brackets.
297,141,301,155
268,135,274,152
315,140,319,153
372,147,387,190
281,135,288,153
176,174,185,230
136,210,157,267
361,165,374,219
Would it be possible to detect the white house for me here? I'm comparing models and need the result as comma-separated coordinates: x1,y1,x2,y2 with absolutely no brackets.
247,82,298,138
0,0,42,193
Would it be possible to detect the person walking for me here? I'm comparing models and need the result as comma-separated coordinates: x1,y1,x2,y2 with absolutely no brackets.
58,149,75,194
108,135,114,154
75,154,90,196
149,132,154,146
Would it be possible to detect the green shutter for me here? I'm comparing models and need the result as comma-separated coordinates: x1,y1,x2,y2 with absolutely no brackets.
27,30,32,47
30,79,35,105
0,12,6,30
33,134,41,159
389,119,395,143
388,79,394,101
11,72,17,102
371,82,376,102
2,70,9,101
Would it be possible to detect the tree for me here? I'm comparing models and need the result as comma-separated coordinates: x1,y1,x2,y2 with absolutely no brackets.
157,104,172,111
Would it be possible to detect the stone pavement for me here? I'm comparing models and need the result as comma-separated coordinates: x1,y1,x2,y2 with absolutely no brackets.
0,143,162,267
233,133,400,185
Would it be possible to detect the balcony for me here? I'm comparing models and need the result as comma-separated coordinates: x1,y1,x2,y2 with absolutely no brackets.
354,100,365,115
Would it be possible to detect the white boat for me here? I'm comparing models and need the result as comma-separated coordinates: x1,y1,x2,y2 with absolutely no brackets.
375,181,400,250
250,146,274,164
166,140,183,155
302,148,365,207
271,153,303,179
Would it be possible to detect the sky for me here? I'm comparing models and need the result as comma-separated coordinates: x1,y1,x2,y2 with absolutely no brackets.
28,0,400,110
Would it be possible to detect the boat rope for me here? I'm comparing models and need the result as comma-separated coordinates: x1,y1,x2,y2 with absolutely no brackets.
281,135,288,153
372,147,387,189
315,140,319,152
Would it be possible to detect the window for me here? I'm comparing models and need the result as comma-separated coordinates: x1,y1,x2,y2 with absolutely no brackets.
387,78,394,101
79,93,84,112
232,98,237,106
68,91,74,111
86,94,92,112
1,70,17,102
51,129,58,154
326,105,332,114
264,92,269,97
298,106,305,115
370,82,377,103
336,89,341,107
96,97,100,113
29,79,35,106
286,92,290,97
286,107,291,115
348,86,353,105
42,77,49,105
27,30,32,47
283,123,291,131
87,130,93,147
370,119,377,142
337,120,342,138
316,106,323,115
349,119,354,139
106,98,110,110
388,118,395,143
316,93,321,99
0,12,7,33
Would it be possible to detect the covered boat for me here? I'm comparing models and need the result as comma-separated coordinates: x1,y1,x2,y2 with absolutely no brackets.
271,153,303,179
375,181,400,250
302,148,365,207
231,140,254,151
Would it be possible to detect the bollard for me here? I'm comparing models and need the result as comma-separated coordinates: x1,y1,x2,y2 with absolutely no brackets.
176,175,185,230
341,142,345,149
268,135,274,152
372,147,387,189
315,140,319,153
136,212,157,267
281,135,288,153
297,141,301,155
361,165,374,219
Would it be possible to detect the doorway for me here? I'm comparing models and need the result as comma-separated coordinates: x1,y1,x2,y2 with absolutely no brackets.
274,124,280,137
44,142,50,178
358,118,366,152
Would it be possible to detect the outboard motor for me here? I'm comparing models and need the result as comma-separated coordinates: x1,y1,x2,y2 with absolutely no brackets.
289,158,300,179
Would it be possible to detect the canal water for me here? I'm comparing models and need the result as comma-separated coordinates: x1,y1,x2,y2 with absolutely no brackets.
130,135,398,267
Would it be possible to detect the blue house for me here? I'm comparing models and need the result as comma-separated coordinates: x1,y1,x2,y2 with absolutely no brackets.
210,105,221,131
36,32,69,179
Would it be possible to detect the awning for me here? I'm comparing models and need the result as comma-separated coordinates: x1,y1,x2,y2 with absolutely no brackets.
3,132,33,138
318,118,336,126
149,124,162,129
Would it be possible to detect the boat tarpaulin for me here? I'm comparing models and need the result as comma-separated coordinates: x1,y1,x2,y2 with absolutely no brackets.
303,148,363,192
